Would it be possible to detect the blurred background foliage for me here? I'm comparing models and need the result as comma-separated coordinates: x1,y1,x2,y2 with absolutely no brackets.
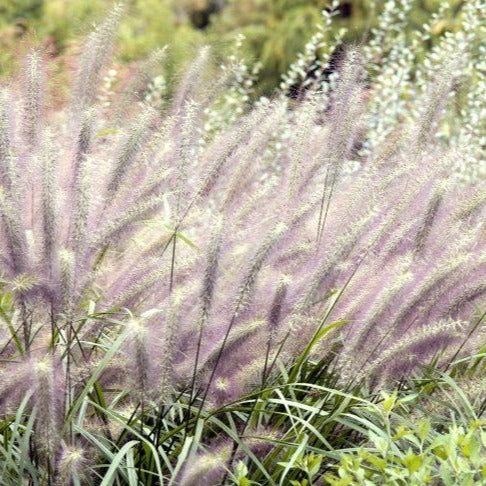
0,0,464,95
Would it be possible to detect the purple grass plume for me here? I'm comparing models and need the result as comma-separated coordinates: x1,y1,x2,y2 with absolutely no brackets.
0,6,484,475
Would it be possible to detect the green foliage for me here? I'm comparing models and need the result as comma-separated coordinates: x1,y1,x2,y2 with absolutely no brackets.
0,0,201,79
324,405,486,485
0,0,468,93
0,0,43,22
210,0,370,93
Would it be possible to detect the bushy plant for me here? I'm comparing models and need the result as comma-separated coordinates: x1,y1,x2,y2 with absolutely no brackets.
211,0,466,95
321,369,486,486
0,2,485,484
324,419,486,485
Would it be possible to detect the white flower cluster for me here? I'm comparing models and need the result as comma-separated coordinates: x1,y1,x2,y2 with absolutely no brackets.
203,34,261,136
279,0,344,96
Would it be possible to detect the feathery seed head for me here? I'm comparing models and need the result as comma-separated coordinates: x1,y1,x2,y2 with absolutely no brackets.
0,6,485,467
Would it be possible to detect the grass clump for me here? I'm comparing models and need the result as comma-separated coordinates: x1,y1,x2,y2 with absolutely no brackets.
0,2,484,484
